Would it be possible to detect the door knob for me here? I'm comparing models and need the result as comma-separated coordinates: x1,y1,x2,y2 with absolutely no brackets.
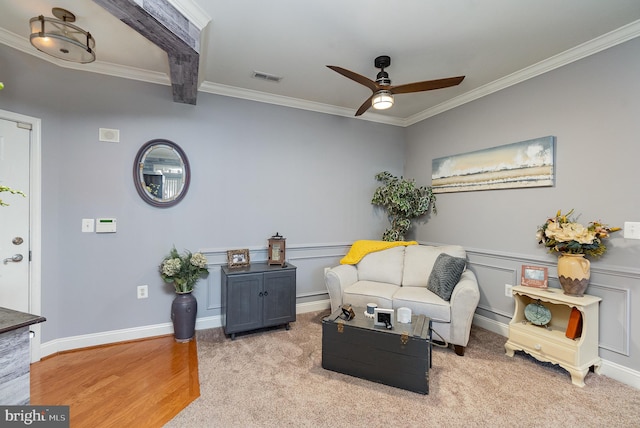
3,254,23,264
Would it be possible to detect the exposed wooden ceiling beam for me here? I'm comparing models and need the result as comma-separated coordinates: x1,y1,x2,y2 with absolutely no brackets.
93,0,201,105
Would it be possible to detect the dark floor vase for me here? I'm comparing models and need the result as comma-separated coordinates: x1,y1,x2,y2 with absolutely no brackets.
171,292,197,342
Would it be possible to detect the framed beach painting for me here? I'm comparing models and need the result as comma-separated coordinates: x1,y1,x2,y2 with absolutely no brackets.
431,136,555,193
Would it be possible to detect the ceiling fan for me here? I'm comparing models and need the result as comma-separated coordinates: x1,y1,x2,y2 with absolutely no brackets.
327,55,465,116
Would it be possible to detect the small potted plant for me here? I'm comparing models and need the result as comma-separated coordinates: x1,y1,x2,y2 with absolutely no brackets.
160,247,209,341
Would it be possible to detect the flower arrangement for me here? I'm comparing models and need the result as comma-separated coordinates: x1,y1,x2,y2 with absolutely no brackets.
0,185,25,207
537,209,620,258
160,247,209,293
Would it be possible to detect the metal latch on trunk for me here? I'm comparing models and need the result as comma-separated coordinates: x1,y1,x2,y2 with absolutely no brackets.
401,332,409,345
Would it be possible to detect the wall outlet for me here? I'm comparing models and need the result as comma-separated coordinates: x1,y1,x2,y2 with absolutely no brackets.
505,284,513,298
137,285,148,299
623,222,640,239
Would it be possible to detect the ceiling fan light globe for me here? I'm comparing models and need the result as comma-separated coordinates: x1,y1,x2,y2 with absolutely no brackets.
372,91,394,110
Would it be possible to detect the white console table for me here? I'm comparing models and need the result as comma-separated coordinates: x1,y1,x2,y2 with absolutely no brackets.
504,286,601,387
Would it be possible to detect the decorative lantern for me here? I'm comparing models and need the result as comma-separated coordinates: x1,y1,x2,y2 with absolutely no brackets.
268,232,286,266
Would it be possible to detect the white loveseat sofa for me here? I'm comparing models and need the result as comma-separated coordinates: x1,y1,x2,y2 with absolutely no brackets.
325,244,480,356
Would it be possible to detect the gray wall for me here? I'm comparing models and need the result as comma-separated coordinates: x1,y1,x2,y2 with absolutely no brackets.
2,35,639,375
0,44,405,343
405,38,640,371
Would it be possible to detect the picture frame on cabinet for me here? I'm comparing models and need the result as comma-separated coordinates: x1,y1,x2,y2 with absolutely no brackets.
227,249,250,268
374,308,394,329
521,265,548,288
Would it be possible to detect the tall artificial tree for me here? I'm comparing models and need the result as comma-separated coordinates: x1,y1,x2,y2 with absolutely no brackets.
371,171,437,241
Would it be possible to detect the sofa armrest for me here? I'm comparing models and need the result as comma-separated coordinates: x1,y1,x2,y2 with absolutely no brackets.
448,269,481,347
325,264,358,313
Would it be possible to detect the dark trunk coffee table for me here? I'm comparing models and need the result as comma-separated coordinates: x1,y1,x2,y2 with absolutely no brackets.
321,306,432,394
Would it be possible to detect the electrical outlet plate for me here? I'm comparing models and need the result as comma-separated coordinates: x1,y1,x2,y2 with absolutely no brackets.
505,284,513,298
137,285,148,299
623,222,640,239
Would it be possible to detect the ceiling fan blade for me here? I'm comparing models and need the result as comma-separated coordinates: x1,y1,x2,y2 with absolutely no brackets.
327,66,379,92
390,76,465,95
355,95,374,116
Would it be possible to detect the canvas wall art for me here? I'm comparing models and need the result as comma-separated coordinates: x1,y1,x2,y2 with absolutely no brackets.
431,136,555,193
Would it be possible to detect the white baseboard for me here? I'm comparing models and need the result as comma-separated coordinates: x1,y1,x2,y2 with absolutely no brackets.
473,313,509,337
40,305,638,390
598,359,640,390
473,314,640,390
40,300,332,358
40,323,175,357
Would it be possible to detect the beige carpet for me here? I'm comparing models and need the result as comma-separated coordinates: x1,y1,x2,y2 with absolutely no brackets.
166,310,640,427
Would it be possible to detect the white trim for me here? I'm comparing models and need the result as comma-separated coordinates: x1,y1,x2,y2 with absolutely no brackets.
599,359,640,390
197,81,405,127
0,109,42,362
405,19,640,126
40,322,175,357
39,300,330,356
0,28,171,86
37,305,639,390
3,19,637,127
473,313,509,338
473,314,640,390
167,0,212,30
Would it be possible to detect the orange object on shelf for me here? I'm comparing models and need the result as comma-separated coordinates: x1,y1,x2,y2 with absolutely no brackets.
566,307,583,339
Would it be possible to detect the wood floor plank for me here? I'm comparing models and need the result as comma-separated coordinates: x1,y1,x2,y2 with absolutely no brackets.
30,335,199,427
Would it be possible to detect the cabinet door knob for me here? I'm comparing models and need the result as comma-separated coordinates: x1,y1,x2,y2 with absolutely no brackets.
263,291,268,296
534,344,542,351
259,292,264,297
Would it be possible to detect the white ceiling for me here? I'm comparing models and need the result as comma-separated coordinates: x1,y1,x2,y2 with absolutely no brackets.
2,0,640,126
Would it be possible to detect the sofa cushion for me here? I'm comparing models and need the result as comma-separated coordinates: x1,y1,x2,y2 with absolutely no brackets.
392,286,451,322
343,280,399,309
427,253,467,301
357,246,405,286
402,245,467,287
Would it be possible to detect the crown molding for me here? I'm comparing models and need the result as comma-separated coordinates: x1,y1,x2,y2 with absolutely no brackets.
166,0,211,30
198,81,405,126
404,19,640,126
2,19,639,127
0,27,171,85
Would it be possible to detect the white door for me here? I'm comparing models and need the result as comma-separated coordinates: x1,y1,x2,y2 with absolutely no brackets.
0,117,30,313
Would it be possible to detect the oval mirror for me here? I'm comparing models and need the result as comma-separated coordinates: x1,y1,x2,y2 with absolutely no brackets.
133,139,190,208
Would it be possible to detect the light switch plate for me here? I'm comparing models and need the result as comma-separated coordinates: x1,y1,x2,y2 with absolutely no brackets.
82,218,94,233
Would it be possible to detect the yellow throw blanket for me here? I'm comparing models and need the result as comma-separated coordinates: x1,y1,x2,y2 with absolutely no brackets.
340,240,418,265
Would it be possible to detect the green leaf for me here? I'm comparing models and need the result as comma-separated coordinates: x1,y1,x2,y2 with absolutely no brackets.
372,171,436,241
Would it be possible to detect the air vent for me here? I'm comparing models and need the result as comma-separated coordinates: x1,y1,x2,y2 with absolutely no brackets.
251,71,283,83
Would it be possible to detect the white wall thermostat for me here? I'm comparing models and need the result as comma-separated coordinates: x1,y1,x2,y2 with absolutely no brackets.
96,218,117,233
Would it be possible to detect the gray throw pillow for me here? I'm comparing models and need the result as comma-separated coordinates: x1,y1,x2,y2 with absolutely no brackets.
427,253,466,301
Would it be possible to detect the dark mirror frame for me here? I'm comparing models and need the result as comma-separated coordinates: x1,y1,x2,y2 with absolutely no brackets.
133,139,191,208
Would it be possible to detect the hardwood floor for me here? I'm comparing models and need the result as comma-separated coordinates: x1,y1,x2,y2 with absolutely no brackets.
30,335,199,428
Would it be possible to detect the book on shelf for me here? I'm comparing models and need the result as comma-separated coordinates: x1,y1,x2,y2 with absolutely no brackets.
565,307,583,339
